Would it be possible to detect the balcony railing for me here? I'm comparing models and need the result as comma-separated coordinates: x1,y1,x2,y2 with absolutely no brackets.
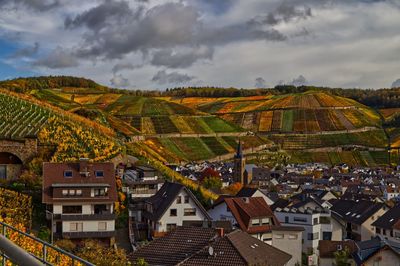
0,221,94,265
62,231,115,239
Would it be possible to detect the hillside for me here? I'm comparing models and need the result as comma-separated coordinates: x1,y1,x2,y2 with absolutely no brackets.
1,76,397,167
0,89,121,162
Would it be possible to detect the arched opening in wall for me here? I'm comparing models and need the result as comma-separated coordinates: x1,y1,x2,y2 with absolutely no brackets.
0,152,23,180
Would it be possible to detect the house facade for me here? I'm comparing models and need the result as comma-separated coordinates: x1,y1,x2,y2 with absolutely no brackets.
274,206,343,254
208,197,279,244
272,226,304,266
42,159,117,243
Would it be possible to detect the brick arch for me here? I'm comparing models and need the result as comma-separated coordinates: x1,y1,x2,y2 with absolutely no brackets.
0,138,38,164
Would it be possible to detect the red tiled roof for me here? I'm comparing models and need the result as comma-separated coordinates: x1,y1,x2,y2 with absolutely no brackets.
42,161,117,203
225,197,280,233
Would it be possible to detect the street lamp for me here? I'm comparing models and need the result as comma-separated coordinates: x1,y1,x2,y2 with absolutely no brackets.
45,210,54,244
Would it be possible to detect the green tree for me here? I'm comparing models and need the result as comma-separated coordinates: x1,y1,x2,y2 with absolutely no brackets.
203,176,223,190
334,247,351,266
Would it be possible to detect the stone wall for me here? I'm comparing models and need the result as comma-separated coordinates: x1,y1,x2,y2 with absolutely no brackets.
0,138,38,163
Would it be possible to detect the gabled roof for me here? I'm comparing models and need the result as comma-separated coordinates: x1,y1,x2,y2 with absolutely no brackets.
143,181,211,222
225,197,279,233
131,227,292,266
353,237,400,265
372,204,400,230
130,227,218,265
42,161,117,203
236,187,258,198
329,199,385,225
182,230,292,266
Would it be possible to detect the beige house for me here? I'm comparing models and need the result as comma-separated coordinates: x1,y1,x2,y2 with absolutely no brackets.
272,226,304,266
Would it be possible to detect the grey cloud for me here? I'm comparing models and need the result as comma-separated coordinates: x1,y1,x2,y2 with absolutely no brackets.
255,77,267,88
64,0,135,32
392,79,400,88
67,1,286,60
151,70,195,85
10,42,39,58
150,46,213,68
33,47,78,68
250,3,312,27
2,0,61,11
112,63,141,74
110,74,130,87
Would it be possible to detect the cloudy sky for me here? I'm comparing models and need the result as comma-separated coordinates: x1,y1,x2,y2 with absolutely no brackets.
1,0,400,89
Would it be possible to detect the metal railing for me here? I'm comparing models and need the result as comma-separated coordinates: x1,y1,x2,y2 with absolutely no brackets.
0,221,95,266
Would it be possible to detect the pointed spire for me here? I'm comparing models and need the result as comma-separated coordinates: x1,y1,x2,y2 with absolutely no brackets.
235,139,243,158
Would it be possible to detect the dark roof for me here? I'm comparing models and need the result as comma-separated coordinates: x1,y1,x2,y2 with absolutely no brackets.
225,197,280,234
143,181,211,222
371,204,400,230
353,237,400,264
130,227,218,265
271,198,290,211
330,199,385,225
182,230,292,266
42,161,117,204
236,187,258,197
318,240,357,258
291,189,329,201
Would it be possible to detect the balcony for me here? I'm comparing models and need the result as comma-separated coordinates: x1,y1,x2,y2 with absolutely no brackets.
62,231,115,239
52,213,116,221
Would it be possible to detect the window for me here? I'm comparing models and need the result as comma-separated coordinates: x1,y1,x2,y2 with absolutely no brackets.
251,219,260,226
285,216,289,223
184,208,196,216
184,195,189,203
170,209,177,216
70,222,83,232
294,217,307,223
383,229,386,235
261,218,270,225
313,217,319,225
98,222,107,231
64,171,73,178
307,232,319,240
390,230,394,237
274,234,284,239
322,232,332,240
0,166,6,179
166,224,177,232
95,171,104,178
94,188,107,197
288,234,298,240
62,190,68,196
376,228,381,234
62,205,82,214
69,190,75,196
176,196,181,204
76,189,82,196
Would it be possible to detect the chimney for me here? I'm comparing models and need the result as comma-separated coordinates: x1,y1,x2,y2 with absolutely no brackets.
79,158,90,176
216,227,224,237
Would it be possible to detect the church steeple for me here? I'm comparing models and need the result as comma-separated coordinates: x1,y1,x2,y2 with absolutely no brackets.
233,139,246,184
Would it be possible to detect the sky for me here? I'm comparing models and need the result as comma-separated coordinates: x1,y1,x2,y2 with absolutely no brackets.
0,0,400,89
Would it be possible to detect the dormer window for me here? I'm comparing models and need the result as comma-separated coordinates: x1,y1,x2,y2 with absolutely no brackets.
95,171,104,178
62,190,68,196
64,170,73,178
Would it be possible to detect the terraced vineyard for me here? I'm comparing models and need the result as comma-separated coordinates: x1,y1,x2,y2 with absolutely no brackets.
269,129,387,150
287,150,395,167
0,93,53,139
143,136,271,162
